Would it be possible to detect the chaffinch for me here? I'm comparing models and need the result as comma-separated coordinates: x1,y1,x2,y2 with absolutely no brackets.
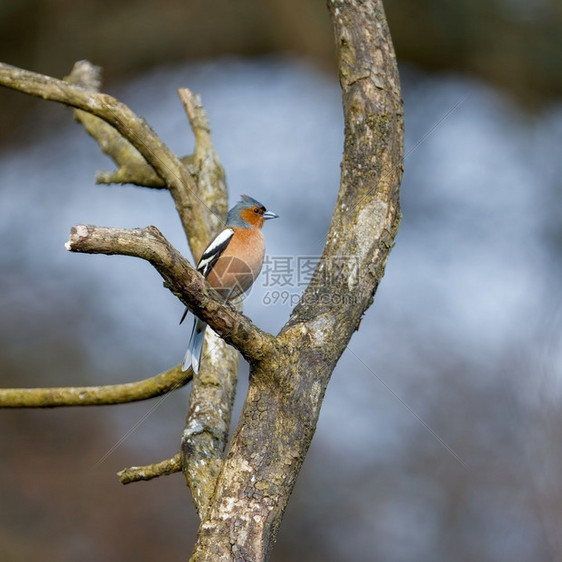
181,195,278,373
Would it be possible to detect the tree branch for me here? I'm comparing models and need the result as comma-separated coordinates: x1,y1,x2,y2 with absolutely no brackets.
181,316,240,518
174,87,241,517
64,62,208,192
118,453,182,484
0,364,190,408
176,86,229,255
64,60,165,188
284,0,403,335
175,87,240,518
0,61,214,257
65,224,276,368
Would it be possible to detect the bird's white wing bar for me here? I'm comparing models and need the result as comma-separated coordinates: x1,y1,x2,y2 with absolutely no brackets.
179,227,235,326
197,227,234,277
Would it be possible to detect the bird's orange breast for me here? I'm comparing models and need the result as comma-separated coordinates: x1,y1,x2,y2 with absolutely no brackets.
206,227,265,300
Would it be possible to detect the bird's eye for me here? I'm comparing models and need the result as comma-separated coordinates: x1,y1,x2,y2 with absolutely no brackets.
253,207,260,214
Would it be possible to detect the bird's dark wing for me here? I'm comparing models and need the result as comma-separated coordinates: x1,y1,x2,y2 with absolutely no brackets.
197,227,234,277
179,228,234,326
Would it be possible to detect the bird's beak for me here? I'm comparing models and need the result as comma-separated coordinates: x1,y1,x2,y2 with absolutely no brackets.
263,210,279,220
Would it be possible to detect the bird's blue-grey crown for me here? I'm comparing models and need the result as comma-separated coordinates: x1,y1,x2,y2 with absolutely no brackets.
226,195,278,227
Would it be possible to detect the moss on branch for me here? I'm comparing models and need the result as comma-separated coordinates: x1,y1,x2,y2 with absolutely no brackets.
0,364,190,408
118,453,182,484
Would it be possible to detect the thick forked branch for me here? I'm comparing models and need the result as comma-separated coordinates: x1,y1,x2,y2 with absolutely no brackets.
65,224,276,366
189,1,403,559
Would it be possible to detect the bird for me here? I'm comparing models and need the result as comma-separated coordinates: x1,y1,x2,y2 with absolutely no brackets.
181,194,278,373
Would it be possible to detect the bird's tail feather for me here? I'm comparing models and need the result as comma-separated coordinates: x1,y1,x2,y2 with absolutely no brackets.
182,317,207,373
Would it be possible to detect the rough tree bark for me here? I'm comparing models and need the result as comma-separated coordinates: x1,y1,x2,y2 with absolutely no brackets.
189,2,403,558
0,1,403,560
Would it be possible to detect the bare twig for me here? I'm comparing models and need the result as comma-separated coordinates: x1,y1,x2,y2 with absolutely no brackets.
178,88,211,159
0,364,190,408
177,87,228,246
118,453,182,484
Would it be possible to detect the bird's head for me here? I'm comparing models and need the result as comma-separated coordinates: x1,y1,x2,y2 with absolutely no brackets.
227,194,279,229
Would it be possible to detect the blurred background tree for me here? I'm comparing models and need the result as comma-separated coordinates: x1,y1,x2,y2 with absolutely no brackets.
1,1,561,561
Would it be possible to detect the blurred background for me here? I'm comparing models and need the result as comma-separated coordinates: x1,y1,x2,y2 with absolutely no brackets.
1,1,561,560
